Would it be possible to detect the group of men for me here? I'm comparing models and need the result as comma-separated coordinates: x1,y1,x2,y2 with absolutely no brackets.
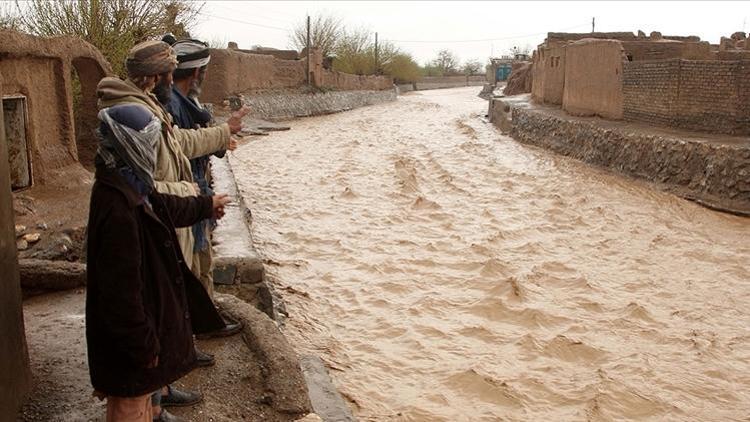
86,36,250,421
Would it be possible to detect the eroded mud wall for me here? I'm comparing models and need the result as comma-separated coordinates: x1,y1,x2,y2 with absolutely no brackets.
563,39,625,119
0,75,32,421
201,48,393,104
0,57,75,184
0,30,111,181
542,43,567,104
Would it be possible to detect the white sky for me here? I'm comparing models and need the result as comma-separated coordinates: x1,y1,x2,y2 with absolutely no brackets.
193,1,748,65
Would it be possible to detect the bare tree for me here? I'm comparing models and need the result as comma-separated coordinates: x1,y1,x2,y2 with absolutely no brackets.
16,0,203,76
332,27,373,74
0,3,21,30
431,49,459,75
290,12,342,56
462,59,483,75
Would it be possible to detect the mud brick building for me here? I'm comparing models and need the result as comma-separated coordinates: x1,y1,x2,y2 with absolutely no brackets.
0,30,111,188
529,31,750,135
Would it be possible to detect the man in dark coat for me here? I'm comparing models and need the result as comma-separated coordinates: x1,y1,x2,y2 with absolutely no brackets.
86,103,229,422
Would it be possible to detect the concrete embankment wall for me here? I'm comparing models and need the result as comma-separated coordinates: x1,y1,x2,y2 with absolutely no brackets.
240,88,398,121
497,103,750,214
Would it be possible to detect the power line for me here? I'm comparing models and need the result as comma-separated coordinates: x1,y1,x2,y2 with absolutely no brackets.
383,23,590,44
198,11,291,32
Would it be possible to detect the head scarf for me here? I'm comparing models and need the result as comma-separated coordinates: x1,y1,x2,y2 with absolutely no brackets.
126,40,178,77
96,104,160,189
172,39,211,69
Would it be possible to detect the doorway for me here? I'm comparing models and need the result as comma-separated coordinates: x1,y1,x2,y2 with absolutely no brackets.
2,96,32,190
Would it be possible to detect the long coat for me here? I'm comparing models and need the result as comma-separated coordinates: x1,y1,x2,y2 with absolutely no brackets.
96,77,230,270
85,168,225,397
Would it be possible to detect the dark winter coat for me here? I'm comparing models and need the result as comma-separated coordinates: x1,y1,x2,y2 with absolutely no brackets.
85,167,224,397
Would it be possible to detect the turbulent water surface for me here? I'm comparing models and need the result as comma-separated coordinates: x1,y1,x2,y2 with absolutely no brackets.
230,87,750,421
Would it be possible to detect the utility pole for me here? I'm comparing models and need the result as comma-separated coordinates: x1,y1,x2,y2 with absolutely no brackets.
306,15,311,86
374,32,379,75
592,17,595,33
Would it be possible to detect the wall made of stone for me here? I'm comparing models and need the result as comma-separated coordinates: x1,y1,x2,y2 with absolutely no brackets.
239,89,397,121
415,75,485,90
562,39,624,119
321,70,393,91
623,59,750,135
509,107,750,214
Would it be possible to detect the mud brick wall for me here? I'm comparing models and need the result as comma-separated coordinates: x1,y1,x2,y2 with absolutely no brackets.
622,59,680,127
623,59,750,135
202,48,393,103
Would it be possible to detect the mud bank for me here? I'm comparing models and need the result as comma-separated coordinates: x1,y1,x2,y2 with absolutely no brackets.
491,97,750,215
233,89,397,121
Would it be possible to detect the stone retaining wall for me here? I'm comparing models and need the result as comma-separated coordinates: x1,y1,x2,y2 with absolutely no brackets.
507,106,750,214
239,89,397,121
415,75,486,90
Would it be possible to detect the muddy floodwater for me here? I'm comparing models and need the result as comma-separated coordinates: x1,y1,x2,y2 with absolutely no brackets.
230,87,750,421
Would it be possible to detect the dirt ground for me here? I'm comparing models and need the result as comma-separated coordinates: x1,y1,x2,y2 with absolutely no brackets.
18,289,299,422
13,166,93,265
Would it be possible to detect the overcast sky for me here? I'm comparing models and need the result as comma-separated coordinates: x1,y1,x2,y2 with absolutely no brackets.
193,1,747,65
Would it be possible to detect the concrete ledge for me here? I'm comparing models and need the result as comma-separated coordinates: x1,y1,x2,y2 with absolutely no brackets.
19,258,86,295
216,293,312,416
211,154,265,286
492,97,750,215
300,356,356,422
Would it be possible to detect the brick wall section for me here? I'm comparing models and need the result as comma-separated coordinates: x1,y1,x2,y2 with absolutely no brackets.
623,59,750,135
675,61,741,133
622,59,679,127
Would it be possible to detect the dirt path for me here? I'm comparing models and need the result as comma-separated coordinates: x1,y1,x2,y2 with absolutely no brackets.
230,87,750,421
19,290,297,422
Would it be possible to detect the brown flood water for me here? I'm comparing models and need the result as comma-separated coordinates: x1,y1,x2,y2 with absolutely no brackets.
230,87,750,421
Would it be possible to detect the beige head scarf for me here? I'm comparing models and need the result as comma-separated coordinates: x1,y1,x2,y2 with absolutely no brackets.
125,40,178,77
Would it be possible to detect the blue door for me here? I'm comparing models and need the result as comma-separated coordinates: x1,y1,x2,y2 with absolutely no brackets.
495,64,512,81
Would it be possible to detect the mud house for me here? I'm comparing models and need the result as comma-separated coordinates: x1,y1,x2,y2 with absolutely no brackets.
529,31,750,135
0,30,111,189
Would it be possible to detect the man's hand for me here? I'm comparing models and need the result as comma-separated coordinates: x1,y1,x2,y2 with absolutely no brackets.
227,106,251,134
212,194,232,219
228,136,239,151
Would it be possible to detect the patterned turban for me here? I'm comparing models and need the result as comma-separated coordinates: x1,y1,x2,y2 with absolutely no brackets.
125,40,178,77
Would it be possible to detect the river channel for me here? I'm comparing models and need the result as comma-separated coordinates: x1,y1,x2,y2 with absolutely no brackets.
230,87,750,421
